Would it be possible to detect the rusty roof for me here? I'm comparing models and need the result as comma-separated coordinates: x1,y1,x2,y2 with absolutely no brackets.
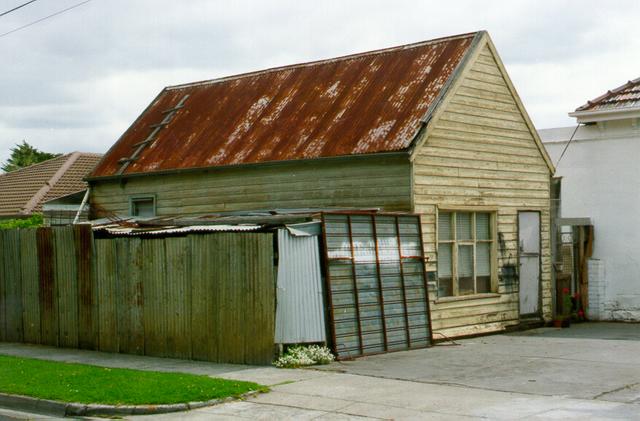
0,152,102,217
575,77,640,113
90,32,479,178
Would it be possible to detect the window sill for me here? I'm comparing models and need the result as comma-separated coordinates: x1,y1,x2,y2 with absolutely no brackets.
434,293,501,304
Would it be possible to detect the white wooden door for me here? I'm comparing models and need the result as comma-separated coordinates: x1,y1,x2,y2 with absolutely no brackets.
518,212,540,316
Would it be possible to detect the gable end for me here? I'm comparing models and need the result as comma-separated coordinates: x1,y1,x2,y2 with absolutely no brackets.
411,33,555,174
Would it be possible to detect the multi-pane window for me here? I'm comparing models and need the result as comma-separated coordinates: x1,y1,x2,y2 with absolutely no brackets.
437,211,494,297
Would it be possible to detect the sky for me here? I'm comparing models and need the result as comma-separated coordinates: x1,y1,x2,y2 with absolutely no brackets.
1,0,639,166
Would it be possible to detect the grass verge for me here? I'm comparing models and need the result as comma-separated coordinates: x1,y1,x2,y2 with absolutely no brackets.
0,354,267,405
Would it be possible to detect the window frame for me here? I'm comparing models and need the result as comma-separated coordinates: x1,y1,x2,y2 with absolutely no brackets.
129,194,157,218
436,208,498,298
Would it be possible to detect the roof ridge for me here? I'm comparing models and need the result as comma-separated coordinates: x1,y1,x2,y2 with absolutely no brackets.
21,152,81,214
166,31,479,91
74,152,104,157
0,151,103,177
0,152,71,178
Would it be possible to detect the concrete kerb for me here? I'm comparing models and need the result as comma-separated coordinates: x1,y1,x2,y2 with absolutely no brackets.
0,390,263,417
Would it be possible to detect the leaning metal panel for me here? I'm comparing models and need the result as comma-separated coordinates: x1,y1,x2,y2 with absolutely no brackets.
322,212,432,359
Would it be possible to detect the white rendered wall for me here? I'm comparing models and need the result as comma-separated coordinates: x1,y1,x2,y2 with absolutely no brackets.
540,120,640,320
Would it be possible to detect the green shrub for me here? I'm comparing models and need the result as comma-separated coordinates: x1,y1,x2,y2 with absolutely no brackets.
0,214,43,230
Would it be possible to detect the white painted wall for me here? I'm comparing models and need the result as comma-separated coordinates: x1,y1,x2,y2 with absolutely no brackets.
540,120,640,320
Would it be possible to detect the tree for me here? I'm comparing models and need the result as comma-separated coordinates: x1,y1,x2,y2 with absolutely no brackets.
1,141,61,173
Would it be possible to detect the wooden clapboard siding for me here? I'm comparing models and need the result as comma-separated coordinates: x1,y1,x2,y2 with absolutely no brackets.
413,40,553,339
90,155,412,217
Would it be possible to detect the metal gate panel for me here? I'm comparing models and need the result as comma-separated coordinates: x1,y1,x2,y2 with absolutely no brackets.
274,229,326,344
322,213,432,359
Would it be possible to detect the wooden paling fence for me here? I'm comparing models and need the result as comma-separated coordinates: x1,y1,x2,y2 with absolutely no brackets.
0,226,275,365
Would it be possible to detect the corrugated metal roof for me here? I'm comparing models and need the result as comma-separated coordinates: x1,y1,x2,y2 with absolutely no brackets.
0,152,102,217
92,223,260,236
90,32,478,178
575,77,640,112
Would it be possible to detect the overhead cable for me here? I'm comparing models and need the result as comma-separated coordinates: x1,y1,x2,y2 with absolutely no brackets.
0,0,92,39
0,0,38,18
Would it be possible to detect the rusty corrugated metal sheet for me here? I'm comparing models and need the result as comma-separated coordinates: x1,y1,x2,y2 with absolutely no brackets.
575,77,640,112
91,33,477,178
93,224,261,236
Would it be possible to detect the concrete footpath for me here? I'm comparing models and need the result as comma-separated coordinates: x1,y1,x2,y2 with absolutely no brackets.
0,322,639,420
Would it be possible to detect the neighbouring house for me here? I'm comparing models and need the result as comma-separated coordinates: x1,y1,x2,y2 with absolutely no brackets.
540,78,640,321
0,152,103,225
87,30,554,344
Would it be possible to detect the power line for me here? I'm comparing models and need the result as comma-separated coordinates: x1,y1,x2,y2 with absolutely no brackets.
0,0,38,18
0,0,92,39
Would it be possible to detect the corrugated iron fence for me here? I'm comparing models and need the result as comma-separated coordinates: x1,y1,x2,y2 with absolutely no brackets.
0,226,275,365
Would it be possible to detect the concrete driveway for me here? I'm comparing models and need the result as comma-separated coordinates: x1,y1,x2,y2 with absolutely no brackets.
217,322,640,419
1,323,639,420
144,322,640,420
324,322,640,402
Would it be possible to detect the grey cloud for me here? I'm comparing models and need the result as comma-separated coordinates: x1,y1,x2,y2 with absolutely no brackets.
1,0,639,164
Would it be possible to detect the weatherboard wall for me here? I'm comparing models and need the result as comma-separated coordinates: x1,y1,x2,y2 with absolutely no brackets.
90,155,412,217
412,42,553,338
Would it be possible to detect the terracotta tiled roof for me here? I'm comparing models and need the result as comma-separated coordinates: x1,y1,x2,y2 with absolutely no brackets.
91,32,480,178
0,152,102,217
575,77,640,112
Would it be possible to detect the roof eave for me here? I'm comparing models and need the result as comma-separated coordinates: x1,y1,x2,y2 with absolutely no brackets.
569,107,640,123
574,77,640,112
86,150,411,183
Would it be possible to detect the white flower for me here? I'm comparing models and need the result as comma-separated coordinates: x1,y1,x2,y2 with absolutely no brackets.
273,345,335,368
